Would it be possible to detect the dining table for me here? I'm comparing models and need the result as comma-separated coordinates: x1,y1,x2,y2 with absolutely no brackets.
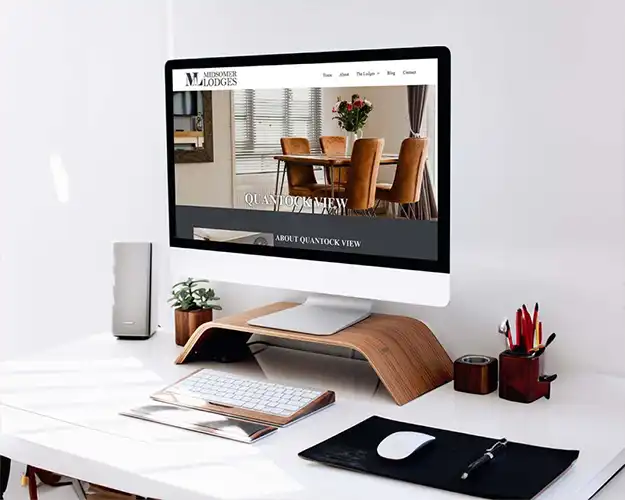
272,153,400,212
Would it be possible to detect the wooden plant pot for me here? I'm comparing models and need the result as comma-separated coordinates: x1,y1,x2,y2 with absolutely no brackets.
175,308,214,347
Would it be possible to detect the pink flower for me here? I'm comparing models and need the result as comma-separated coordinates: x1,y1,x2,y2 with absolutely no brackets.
346,103,353,111
353,99,363,109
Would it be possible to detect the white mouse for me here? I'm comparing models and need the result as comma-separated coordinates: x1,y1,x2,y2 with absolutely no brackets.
376,431,436,460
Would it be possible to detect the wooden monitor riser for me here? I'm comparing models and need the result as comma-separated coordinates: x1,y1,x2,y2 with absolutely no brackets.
176,302,453,406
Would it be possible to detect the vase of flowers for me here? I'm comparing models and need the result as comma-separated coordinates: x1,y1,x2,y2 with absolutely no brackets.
332,94,373,154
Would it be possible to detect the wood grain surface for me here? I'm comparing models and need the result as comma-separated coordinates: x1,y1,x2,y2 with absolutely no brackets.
176,302,453,406
273,154,399,167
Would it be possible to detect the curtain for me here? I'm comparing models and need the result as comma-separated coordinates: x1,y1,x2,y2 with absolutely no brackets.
407,85,438,220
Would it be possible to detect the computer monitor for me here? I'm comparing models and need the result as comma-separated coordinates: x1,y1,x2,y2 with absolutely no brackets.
166,46,450,335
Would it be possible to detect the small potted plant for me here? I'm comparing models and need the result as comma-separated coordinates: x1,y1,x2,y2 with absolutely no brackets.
168,278,222,346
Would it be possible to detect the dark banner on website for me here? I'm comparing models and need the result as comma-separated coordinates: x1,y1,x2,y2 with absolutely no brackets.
176,206,437,260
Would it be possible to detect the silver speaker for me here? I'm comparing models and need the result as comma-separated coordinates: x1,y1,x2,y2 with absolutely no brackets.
112,242,156,339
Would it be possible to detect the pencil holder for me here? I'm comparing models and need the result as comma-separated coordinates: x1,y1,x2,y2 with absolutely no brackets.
498,351,556,403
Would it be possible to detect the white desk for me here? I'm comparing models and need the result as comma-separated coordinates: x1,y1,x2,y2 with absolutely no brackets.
0,332,624,500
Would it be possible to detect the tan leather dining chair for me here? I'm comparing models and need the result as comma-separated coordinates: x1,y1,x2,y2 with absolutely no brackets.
375,137,428,218
315,138,384,215
280,137,326,199
347,138,384,212
320,136,347,186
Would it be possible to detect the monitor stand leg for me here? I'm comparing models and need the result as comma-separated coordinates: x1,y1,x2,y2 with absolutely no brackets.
247,295,372,336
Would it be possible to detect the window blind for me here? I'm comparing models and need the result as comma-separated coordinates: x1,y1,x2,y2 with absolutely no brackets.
233,88,322,174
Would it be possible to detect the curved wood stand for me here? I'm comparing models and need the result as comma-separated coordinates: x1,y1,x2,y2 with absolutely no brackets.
176,302,453,406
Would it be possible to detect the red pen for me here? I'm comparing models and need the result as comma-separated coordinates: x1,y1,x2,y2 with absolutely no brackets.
522,305,533,352
516,309,522,351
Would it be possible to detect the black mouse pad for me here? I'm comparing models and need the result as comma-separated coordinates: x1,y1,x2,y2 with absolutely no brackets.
298,416,579,500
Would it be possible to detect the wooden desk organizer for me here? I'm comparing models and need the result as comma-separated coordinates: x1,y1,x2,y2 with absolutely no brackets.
175,302,453,406
499,351,555,403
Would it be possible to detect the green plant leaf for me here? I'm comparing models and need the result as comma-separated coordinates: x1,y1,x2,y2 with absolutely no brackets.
172,280,190,288
170,278,218,310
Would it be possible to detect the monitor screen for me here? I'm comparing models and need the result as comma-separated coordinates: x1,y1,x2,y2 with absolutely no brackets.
166,47,449,273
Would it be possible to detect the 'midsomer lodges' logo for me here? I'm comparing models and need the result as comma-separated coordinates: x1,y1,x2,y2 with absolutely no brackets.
185,70,237,87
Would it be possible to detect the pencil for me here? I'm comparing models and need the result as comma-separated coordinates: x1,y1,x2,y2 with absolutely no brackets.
533,303,539,349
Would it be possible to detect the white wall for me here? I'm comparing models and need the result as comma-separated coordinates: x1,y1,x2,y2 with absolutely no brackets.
169,0,625,378
0,0,170,358
175,91,234,207
2,0,624,381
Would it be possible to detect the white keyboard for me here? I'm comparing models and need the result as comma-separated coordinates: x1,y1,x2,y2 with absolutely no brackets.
166,369,326,418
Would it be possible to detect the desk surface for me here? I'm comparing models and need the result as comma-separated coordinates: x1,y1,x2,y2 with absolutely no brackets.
0,332,624,500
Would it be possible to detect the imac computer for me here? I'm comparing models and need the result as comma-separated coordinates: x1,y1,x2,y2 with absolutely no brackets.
166,46,450,335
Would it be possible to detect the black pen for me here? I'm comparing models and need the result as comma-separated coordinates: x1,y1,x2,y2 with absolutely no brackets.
460,439,508,480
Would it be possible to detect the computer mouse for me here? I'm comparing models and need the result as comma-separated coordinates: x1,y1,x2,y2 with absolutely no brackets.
376,431,436,460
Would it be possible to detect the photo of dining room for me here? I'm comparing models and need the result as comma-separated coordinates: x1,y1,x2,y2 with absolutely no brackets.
174,83,438,221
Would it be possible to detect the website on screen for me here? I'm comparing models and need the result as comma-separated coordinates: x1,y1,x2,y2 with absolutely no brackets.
171,58,439,261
